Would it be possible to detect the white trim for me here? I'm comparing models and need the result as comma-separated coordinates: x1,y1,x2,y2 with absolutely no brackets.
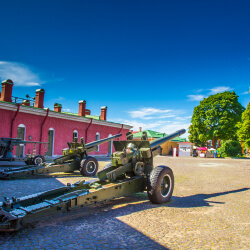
0,102,132,129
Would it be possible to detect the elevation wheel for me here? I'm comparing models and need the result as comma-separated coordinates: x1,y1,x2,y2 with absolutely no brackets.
80,156,98,176
147,165,174,204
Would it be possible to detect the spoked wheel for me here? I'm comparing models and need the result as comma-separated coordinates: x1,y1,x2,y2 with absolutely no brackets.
32,155,46,165
147,165,174,204
80,156,98,176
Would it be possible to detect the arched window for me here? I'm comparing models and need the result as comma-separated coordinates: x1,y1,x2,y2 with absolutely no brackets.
73,130,78,142
96,132,100,152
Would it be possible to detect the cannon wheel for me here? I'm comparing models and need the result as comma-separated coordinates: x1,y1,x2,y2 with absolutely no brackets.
147,165,174,204
32,155,46,165
80,156,98,176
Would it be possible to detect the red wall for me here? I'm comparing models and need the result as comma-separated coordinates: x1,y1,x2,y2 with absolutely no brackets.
0,108,129,156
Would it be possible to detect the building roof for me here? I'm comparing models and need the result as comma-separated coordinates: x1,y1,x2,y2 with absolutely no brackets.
0,101,133,129
61,111,100,120
133,130,186,142
133,130,165,139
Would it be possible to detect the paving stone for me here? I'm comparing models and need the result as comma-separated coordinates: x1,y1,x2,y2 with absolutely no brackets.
0,157,249,249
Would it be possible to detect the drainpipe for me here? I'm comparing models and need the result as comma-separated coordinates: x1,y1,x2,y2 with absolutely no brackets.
39,108,49,154
85,118,93,143
118,124,124,140
11,104,20,137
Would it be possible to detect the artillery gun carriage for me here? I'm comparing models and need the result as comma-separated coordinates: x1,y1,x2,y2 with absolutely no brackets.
0,137,48,165
0,134,122,179
0,129,185,231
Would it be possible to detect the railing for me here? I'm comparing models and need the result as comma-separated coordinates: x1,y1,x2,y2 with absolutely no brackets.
12,96,35,106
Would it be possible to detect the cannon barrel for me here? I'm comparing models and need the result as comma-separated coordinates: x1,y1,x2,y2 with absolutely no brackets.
150,129,186,149
85,133,122,149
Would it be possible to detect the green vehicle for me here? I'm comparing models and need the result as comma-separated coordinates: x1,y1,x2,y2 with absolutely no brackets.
0,129,185,232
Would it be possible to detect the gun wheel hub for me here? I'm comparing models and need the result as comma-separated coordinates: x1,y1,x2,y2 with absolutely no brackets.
160,174,172,197
86,162,96,174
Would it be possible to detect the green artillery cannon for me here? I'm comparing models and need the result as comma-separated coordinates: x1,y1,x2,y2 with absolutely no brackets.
0,137,48,165
0,134,122,179
0,129,185,232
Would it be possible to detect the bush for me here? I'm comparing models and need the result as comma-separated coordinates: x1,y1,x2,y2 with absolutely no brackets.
219,140,242,157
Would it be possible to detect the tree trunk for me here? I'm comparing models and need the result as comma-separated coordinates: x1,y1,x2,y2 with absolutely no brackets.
213,137,218,148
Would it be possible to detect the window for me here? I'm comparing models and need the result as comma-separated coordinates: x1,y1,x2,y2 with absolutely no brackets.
73,130,78,142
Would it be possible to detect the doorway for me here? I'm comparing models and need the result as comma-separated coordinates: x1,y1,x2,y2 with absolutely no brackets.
47,129,54,156
16,125,25,157
107,134,113,156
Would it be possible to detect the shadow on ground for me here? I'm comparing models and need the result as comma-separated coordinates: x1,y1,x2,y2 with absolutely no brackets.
169,188,249,208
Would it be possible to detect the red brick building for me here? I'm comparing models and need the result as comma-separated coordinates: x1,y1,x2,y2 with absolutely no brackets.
0,79,132,157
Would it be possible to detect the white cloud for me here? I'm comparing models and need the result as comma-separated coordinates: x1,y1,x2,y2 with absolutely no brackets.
54,96,65,101
187,95,205,101
0,61,42,87
175,116,192,121
129,108,172,119
128,107,179,120
241,91,249,95
188,86,233,101
62,108,71,112
209,86,233,94
157,122,190,139
110,118,170,131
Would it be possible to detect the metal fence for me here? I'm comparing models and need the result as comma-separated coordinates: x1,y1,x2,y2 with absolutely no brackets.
12,96,35,106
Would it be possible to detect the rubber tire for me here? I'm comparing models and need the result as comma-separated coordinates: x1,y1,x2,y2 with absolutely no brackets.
103,162,113,170
80,156,98,176
32,155,46,165
147,165,174,204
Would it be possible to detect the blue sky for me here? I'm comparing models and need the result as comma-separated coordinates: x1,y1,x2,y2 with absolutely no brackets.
0,0,249,138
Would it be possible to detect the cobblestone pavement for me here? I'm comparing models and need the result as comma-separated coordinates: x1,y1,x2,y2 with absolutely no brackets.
0,156,249,249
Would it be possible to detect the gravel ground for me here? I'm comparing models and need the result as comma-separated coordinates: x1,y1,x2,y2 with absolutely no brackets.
0,156,249,249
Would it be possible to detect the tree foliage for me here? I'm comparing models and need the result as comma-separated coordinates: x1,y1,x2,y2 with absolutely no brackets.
237,102,250,148
188,91,245,146
219,140,242,157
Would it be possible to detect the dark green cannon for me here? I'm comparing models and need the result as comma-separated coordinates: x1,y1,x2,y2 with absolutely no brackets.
0,129,185,231
0,137,48,165
0,134,122,179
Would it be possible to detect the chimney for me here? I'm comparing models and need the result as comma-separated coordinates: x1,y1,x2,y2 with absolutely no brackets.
85,109,91,115
54,103,62,112
100,106,107,121
22,100,30,106
34,89,45,109
139,127,142,132
78,100,86,116
0,79,14,102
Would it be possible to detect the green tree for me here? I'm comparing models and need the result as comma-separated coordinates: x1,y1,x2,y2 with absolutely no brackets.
189,91,245,147
237,102,250,148
219,140,242,157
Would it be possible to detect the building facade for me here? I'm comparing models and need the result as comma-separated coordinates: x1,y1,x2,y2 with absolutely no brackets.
0,79,132,157
132,128,186,155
